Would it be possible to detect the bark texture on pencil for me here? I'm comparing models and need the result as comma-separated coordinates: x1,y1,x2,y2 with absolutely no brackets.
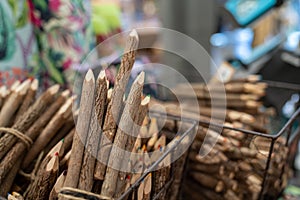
49,170,67,200
27,154,59,200
14,79,38,123
0,86,8,111
0,90,68,188
137,173,151,200
0,84,60,178
115,96,150,197
0,79,31,127
101,71,144,198
44,114,75,155
0,159,22,197
93,71,111,181
22,97,73,169
78,70,107,191
63,69,95,189
96,30,139,180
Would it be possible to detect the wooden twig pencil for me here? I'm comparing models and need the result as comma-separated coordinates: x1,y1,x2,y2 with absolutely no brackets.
43,117,75,155
60,150,71,171
2,80,20,108
0,91,70,182
0,85,8,111
152,134,170,199
93,71,111,181
147,118,159,151
0,159,22,197
0,84,60,163
49,170,67,200
190,171,224,192
227,75,261,83
96,30,139,180
137,173,151,200
9,80,21,92
115,96,150,197
78,70,107,191
95,70,109,127
47,140,65,162
62,128,75,153
31,140,64,187
22,97,73,168
63,69,95,189
14,79,38,123
28,153,59,200
0,90,68,186
0,79,30,128
101,71,144,198
175,89,261,101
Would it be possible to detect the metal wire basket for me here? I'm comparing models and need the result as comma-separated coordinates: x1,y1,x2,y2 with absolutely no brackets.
58,111,198,200
182,80,300,200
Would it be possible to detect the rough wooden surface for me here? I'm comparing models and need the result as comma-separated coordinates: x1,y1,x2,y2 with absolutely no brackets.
96,30,139,180
22,97,73,169
0,159,22,196
63,70,95,189
27,154,59,200
0,79,31,128
0,85,61,184
62,128,75,153
14,79,38,123
78,70,107,191
115,96,150,197
93,71,111,181
49,170,67,200
101,72,144,198
44,115,75,155
0,86,8,111
152,135,170,200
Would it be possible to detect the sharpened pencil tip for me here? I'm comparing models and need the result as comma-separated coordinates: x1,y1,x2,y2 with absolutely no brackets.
98,70,106,79
61,89,71,97
137,71,145,85
31,79,39,90
49,84,60,95
125,29,139,52
141,95,150,105
86,69,95,81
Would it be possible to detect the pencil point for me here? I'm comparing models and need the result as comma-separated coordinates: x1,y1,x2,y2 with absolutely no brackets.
49,84,60,95
61,89,70,97
98,70,106,80
16,79,31,94
86,69,95,81
141,96,150,105
136,71,145,85
125,29,139,52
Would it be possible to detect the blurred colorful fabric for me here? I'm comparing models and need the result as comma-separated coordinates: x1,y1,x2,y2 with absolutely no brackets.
0,0,37,86
28,0,95,89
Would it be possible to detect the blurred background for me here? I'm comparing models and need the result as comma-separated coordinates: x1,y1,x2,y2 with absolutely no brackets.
0,0,299,88
1,0,300,198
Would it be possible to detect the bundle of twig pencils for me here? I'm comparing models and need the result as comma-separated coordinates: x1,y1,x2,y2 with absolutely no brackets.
0,78,76,198
174,75,268,118
157,75,290,199
183,126,291,200
0,29,192,200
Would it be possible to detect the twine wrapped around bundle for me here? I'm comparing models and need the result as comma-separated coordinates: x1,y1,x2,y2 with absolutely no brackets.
58,187,113,200
0,127,33,150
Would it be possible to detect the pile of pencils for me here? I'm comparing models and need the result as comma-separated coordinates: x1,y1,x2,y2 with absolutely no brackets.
156,75,290,199
0,30,191,200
